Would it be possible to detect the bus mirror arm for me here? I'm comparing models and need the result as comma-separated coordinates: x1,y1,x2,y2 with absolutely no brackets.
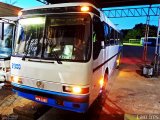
22,55,26,61
101,41,105,49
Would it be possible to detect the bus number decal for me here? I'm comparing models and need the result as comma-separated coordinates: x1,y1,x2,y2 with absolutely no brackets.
12,63,21,70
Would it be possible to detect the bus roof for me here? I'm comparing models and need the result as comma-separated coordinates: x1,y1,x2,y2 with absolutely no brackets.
0,17,17,24
0,17,17,20
21,2,119,32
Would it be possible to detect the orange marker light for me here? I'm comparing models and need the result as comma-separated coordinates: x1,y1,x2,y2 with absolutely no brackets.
81,6,89,12
99,78,104,87
10,76,22,84
117,59,120,66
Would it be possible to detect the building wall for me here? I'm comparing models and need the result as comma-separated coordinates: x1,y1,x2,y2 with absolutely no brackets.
0,2,22,17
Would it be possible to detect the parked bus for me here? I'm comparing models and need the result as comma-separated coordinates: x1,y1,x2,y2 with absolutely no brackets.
10,2,122,113
0,17,16,81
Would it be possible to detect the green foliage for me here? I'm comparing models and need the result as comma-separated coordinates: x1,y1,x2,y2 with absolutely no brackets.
121,23,158,43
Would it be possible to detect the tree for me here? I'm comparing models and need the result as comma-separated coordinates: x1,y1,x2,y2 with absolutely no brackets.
121,23,158,43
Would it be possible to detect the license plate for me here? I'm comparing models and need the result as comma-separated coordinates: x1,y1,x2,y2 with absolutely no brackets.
35,96,48,103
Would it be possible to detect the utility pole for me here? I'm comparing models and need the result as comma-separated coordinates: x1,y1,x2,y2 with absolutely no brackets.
143,5,152,64
154,15,160,76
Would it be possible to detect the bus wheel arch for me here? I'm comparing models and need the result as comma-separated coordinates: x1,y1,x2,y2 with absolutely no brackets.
97,68,109,107
104,68,109,84
103,68,109,92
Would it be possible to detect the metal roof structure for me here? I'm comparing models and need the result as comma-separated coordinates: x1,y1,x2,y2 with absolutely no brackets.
0,2,22,17
36,0,160,8
98,0,160,8
104,6,160,18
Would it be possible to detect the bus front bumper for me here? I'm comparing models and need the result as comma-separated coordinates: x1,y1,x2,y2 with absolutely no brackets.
12,83,89,113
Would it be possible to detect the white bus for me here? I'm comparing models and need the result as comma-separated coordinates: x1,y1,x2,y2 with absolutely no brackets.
10,2,122,113
0,17,16,81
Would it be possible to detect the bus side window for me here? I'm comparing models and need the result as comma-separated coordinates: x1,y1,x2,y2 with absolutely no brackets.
93,17,104,60
117,32,119,44
4,23,14,48
115,30,118,45
103,23,110,46
117,32,121,45
110,27,115,45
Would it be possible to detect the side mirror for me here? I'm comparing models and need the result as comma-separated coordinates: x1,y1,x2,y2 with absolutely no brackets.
101,41,105,49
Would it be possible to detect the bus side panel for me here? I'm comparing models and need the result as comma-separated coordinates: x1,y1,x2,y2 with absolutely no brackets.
108,45,120,77
89,48,106,105
89,68,102,105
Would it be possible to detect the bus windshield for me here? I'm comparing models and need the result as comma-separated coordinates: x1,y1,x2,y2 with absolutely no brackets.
0,23,14,59
14,14,91,62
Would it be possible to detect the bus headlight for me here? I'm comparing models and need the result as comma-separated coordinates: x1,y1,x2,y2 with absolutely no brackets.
72,86,82,94
63,86,89,94
10,76,22,84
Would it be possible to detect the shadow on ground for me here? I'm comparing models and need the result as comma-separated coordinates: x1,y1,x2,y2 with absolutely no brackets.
40,93,124,120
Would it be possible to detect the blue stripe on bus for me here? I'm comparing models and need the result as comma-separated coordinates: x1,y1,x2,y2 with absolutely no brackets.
12,83,89,113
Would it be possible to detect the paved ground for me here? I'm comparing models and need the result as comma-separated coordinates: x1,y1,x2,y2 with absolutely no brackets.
101,58,160,120
0,45,160,120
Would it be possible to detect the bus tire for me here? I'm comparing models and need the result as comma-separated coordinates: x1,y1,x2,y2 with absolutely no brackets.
79,113,88,120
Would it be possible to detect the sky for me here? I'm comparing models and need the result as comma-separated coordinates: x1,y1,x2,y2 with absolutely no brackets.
1,0,159,30
103,5,160,30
